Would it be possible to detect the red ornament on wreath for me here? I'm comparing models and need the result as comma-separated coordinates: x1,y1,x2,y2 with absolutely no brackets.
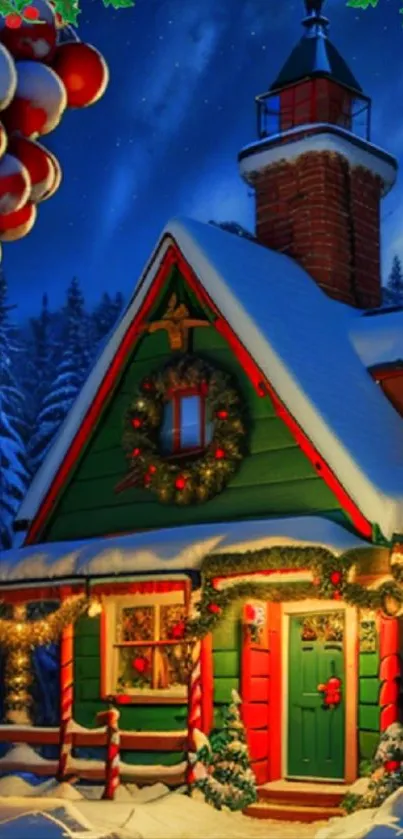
333,590,342,601
175,476,186,491
330,570,342,587
214,447,226,460
132,417,142,429
216,410,228,420
208,603,222,615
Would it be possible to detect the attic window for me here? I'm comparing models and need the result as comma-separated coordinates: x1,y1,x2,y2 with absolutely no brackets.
160,388,213,456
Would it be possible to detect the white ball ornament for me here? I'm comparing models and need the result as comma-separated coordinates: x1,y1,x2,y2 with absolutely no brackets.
0,153,31,215
0,43,17,111
2,61,67,138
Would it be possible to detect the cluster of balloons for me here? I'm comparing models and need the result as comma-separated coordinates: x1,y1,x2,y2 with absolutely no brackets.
0,0,108,244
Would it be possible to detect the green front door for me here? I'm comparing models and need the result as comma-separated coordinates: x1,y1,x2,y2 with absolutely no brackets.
288,611,345,780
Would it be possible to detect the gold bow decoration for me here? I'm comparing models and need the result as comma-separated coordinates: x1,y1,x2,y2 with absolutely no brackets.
141,294,209,352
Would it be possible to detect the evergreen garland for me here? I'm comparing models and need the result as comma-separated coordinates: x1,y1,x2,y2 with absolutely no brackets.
186,545,402,638
120,356,246,505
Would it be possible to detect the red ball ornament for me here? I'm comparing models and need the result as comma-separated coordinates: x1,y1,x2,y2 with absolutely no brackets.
214,447,226,460
8,136,55,202
148,464,157,474
175,476,186,491
385,759,401,773
2,61,67,137
132,417,142,429
51,42,109,108
170,620,185,640
208,603,222,615
244,603,256,623
132,656,148,674
0,201,36,242
216,410,228,420
1,0,57,61
131,447,141,458
333,590,342,601
0,154,31,215
330,571,342,587
38,145,61,201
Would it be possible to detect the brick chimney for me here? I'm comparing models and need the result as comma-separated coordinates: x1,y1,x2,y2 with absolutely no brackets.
238,0,398,310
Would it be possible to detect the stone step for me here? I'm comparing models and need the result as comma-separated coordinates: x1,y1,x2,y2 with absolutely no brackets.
244,800,343,823
258,785,345,808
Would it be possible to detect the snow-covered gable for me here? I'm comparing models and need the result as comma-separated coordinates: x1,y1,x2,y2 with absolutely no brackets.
15,217,403,542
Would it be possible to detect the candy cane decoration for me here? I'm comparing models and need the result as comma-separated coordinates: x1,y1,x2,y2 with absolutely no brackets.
186,639,202,786
102,707,121,800
57,623,74,781
379,616,401,731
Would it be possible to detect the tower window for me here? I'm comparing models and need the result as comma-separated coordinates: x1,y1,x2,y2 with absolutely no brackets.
160,388,212,456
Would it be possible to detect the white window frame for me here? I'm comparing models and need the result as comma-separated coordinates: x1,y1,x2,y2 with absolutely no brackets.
103,590,188,700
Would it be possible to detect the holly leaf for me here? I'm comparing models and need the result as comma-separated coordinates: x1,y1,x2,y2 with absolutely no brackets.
51,0,80,25
102,0,135,8
346,0,379,7
0,0,19,15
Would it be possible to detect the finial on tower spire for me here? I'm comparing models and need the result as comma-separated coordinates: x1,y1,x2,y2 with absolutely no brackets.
302,0,329,36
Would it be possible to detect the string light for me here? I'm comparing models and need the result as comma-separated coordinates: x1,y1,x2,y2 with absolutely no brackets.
0,595,89,724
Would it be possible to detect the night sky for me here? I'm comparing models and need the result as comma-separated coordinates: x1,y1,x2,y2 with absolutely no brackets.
5,0,403,320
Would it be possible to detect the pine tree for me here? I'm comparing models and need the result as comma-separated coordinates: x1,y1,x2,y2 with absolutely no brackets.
27,294,58,475
384,255,403,306
0,270,29,549
29,278,91,472
195,690,257,811
91,290,125,353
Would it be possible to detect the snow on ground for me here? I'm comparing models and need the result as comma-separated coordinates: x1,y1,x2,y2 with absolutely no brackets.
0,778,327,838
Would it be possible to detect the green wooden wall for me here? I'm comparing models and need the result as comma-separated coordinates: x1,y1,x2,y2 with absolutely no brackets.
42,295,343,542
212,603,242,726
358,616,380,766
73,615,187,767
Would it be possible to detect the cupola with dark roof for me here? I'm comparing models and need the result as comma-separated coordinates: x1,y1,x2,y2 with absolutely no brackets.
238,0,398,309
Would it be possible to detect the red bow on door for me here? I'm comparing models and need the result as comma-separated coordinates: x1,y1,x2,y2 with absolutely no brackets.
317,676,342,708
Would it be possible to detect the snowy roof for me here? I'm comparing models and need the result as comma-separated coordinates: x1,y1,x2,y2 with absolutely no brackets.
270,4,362,95
15,217,403,542
0,518,370,583
349,308,403,369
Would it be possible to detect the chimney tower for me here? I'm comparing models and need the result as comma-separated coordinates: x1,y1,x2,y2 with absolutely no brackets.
238,0,397,309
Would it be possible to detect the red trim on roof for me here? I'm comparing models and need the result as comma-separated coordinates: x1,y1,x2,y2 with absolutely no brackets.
371,366,403,382
25,237,373,545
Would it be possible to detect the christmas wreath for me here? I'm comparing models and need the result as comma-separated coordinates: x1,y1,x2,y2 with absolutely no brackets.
119,356,247,505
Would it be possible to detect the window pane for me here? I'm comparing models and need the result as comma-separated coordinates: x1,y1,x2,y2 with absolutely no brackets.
117,606,154,642
160,604,186,641
160,644,189,689
160,399,175,454
180,396,201,449
117,646,153,691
